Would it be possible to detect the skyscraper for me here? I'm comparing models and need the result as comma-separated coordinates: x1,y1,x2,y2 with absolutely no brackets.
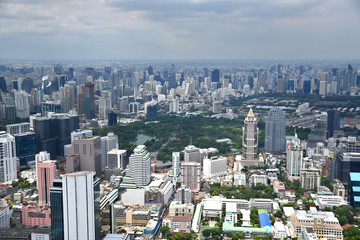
327,110,340,138
172,152,180,180
307,114,328,148
85,82,95,119
14,89,30,119
211,69,220,82
241,108,261,166
107,149,126,169
265,108,286,153
129,145,151,187
72,136,102,179
50,179,64,240
36,151,58,205
180,161,201,193
0,132,17,183
286,134,303,181
62,171,100,240
101,133,118,170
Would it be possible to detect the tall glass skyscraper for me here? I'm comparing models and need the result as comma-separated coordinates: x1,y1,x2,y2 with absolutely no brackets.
265,108,286,153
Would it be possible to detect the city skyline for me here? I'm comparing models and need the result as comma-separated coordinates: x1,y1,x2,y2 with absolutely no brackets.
1,0,360,60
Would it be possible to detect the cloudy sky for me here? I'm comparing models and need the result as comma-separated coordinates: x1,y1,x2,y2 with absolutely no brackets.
0,0,359,60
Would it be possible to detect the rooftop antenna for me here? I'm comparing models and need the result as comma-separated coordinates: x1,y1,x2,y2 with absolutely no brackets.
190,137,192,145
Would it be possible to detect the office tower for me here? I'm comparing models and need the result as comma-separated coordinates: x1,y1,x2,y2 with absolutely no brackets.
203,156,227,179
64,84,75,109
107,149,126,169
21,78,33,94
36,152,58,205
5,124,35,164
169,97,179,113
108,111,117,126
175,185,192,204
184,145,201,163
66,154,80,173
98,97,111,120
50,179,64,240
276,75,284,93
211,69,220,82
76,84,86,116
286,134,303,181
327,110,340,138
308,114,327,148
62,171,101,240
172,152,180,180
33,114,79,159
300,168,321,190
0,132,17,183
117,96,129,113
14,90,30,119
303,76,311,93
330,153,360,182
68,67,74,80
145,102,157,118
265,108,286,153
0,76,6,93
169,64,177,89
348,172,360,207
101,133,118,170
129,145,151,187
241,108,260,166
84,82,95,119
72,137,102,179
6,122,30,135
180,161,201,193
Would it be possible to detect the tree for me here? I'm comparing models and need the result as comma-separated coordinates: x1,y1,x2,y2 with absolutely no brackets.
160,226,171,238
274,210,283,218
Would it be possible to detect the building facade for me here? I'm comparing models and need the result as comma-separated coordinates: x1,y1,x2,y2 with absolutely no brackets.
265,108,286,153
129,145,151,187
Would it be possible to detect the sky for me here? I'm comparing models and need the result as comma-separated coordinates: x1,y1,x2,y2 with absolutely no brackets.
0,0,359,60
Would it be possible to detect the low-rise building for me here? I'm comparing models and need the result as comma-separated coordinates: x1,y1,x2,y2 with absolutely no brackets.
250,174,268,187
22,204,51,226
289,208,343,240
234,173,246,186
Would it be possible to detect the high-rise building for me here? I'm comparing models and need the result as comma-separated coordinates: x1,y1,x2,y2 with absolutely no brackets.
84,82,95,119
303,76,311,93
181,161,201,193
6,123,36,166
300,168,321,190
172,152,180,180
72,137,102,179
286,134,303,181
0,132,17,183
62,171,100,240
265,108,286,153
14,90,30,119
241,108,261,166
33,113,79,159
129,145,151,187
184,145,201,163
101,133,118,170
327,110,340,138
107,149,126,169
211,69,220,82
308,114,327,148
175,185,192,204
108,111,117,126
203,156,227,179
36,151,58,205
50,179,64,240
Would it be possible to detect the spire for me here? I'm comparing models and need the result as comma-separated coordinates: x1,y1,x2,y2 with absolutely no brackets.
248,108,254,117
190,137,192,145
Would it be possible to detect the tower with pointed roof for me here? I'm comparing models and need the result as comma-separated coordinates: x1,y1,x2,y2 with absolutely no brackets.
241,108,262,166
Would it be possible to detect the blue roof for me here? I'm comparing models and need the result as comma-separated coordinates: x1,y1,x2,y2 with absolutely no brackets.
353,187,360,192
304,76,311,81
350,172,360,182
259,213,271,228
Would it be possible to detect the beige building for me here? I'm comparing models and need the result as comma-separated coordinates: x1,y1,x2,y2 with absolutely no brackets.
289,208,343,240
